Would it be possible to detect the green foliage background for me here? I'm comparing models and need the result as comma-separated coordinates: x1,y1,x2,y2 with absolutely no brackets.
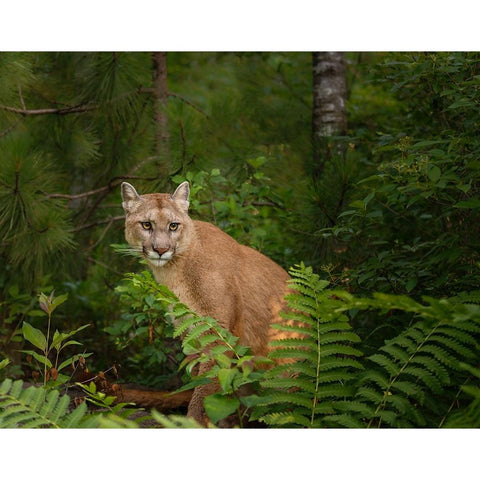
0,52,479,427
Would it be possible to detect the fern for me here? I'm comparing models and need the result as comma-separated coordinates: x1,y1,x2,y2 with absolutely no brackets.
0,378,153,428
110,269,480,428
249,263,364,428
121,271,259,425
150,410,210,428
333,292,480,428
121,271,251,369
249,266,480,428
0,379,97,428
443,363,480,428
451,290,480,305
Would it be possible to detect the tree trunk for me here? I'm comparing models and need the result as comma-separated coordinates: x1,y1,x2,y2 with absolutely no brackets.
152,52,170,169
312,52,347,177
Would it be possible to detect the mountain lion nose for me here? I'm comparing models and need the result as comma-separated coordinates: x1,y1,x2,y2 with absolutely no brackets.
152,246,169,257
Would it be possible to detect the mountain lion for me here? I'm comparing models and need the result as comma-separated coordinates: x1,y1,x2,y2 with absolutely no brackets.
121,181,290,424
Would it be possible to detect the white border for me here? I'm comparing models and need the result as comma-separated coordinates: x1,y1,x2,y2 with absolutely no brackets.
1,0,478,51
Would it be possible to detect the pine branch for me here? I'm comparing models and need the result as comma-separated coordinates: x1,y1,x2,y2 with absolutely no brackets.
0,102,97,116
72,216,125,233
44,175,157,201
139,87,209,118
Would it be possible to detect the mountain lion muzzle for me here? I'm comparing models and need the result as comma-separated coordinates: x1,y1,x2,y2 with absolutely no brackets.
121,181,291,425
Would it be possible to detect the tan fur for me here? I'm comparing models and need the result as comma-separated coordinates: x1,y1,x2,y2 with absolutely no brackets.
121,181,290,424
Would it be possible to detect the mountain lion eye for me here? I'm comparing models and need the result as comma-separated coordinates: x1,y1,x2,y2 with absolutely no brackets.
141,222,152,230
169,222,179,231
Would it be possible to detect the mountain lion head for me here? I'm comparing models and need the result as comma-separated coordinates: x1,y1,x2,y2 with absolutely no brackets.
121,181,192,268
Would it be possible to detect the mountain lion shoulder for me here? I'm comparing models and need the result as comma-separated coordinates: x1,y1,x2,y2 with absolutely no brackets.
121,181,290,424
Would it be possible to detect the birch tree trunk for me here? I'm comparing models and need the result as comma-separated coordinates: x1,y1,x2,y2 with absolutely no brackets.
152,52,170,169
312,52,347,177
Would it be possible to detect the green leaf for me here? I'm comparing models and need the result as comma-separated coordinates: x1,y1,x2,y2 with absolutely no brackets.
50,293,69,312
22,322,47,351
0,358,11,370
455,198,480,209
57,353,92,372
50,330,63,351
50,324,89,351
428,165,441,183
215,353,232,369
204,394,240,424
217,368,238,392
27,310,46,317
405,277,418,292
21,350,52,368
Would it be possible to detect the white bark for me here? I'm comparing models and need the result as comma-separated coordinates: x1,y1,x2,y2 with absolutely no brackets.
312,52,347,139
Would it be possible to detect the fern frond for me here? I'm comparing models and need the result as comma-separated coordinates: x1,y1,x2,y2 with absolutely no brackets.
434,325,478,346
279,309,316,327
268,337,318,350
172,315,199,337
334,399,376,418
268,348,319,363
427,333,475,359
376,409,399,427
369,353,401,377
319,344,363,358
319,357,364,371
150,410,208,428
358,313,480,427
260,377,318,394
442,363,480,427
380,344,411,363
390,381,425,403
323,413,366,428
409,355,450,384
451,290,480,305
182,323,214,347
356,386,385,404
257,411,312,428
318,331,362,344
266,392,315,409
0,379,95,428
250,263,365,428
59,401,91,428
358,370,391,390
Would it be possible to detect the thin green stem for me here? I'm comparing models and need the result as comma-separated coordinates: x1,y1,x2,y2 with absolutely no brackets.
438,375,472,428
310,289,322,427
44,312,52,388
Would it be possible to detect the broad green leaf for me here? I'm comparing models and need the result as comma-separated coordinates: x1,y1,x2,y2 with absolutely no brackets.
427,165,441,183
204,394,240,424
22,322,47,351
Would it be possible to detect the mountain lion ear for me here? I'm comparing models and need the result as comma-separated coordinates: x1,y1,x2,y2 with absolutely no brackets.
121,182,141,212
171,181,190,212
